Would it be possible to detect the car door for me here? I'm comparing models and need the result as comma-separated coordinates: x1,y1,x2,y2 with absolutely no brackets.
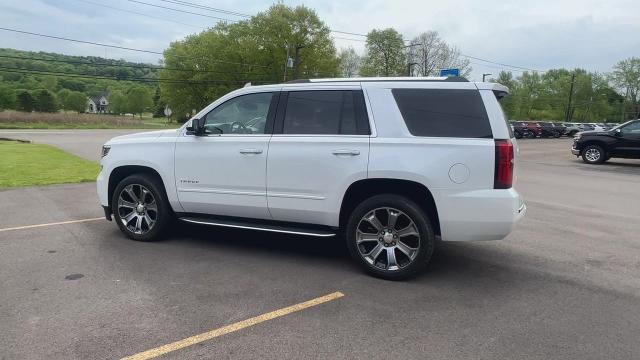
616,121,640,157
174,91,279,219
266,86,371,227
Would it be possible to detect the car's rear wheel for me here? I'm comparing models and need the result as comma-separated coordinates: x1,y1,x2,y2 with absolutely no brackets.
345,194,435,280
112,174,171,241
582,144,606,164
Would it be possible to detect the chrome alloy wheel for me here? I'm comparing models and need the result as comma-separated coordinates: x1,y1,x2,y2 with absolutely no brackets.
585,148,601,162
117,184,157,235
355,207,421,271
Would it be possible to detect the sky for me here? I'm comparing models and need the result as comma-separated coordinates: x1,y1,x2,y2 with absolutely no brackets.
0,0,639,81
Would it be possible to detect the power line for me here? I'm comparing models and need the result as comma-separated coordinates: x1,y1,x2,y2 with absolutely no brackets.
154,0,367,38
0,27,163,55
0,27,271,68
156,0,251,18
0,54,274,77
127,0,237,22
332,36,367,42
0,66,270,84
460,53,541,72
72,0,204,29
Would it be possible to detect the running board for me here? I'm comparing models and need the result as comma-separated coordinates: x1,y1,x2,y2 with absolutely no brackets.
179,217,336,237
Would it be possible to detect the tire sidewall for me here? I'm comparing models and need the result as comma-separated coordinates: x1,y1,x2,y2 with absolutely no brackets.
345,194,435,280
111,174,170,241
582,145,605,164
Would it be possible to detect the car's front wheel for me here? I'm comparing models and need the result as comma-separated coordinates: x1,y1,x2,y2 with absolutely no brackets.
345,194,435,280
582,144,606,164
112,174,171,241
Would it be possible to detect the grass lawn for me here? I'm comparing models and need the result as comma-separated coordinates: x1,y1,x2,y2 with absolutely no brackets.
0,140,99,188
0,110,181,129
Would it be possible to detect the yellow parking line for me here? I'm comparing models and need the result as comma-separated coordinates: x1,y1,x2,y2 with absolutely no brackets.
0,217,103,232
121,291,345,360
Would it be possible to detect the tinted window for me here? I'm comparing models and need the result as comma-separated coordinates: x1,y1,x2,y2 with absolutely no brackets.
204,92,273,134
282,90,369,135
392,89,492,138
622,121,640,133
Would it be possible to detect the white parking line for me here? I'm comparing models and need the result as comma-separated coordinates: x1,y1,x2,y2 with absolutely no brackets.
0,217,103,232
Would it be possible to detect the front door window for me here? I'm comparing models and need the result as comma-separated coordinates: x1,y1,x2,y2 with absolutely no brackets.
203,92,274,135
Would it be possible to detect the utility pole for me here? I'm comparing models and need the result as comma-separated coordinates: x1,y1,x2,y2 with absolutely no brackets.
482,73,492,82
584,96,593,122
283,44,289,82
292,45,305,79
403,43,422,77
565,73,576,122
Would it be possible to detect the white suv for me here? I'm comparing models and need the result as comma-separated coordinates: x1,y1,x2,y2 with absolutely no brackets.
97,77,525,279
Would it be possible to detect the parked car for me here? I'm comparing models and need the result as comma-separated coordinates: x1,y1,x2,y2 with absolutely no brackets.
97,77,526,279
552,122,567,136
578,123,595,132
592,124,607,132
512,121,534,139
524,121,543,137
563,123,581,137
538,121,561,138
571,119,640,164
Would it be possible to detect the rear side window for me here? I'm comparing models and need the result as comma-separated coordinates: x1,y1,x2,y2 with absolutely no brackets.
392,89,492,138
281,90,370,135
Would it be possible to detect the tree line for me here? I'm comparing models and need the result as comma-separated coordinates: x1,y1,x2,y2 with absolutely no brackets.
0,48,161,117
0,3,638,123
493,58,640,122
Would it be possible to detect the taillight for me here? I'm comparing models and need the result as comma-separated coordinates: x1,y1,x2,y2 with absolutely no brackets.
494,139,514,189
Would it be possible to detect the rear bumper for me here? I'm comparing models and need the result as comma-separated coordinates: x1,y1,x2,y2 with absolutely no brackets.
433,188,526,241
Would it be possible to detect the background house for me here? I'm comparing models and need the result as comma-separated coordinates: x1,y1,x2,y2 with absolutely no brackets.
87,93,109,113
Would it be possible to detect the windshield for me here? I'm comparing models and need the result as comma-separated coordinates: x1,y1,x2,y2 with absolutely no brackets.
611,120,637,131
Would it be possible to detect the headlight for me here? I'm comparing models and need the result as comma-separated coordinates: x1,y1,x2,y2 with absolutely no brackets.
101,145,111,158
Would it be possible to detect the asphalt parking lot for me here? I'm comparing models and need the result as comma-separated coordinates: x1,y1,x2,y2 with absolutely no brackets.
1,132,640,359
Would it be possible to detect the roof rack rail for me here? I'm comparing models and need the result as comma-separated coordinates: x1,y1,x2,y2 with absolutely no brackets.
284,76,469,84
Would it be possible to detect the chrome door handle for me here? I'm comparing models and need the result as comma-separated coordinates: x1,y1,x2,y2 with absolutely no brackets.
239,148,263,155
332,149,360,156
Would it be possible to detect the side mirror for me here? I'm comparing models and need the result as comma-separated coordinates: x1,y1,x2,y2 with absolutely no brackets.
186,118,205,136
615,128,622,136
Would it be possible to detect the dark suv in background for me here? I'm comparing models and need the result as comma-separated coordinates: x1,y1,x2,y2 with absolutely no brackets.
538,122,561,138
572,120,640,164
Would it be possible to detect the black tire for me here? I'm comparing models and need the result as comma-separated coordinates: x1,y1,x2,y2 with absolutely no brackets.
581,144,606,164
525,131,535,139
111,173,172,241
514,131,523,139
345,194,435,280
553,131,561,138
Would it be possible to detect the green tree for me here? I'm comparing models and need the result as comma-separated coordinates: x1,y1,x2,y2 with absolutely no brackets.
16,90,35,112
338,47,361,77
63,91,88,113
160,3,339,120
126,86,153,118
360,28,406,76
57,89,71,109
610,57,640,119
33,89,58,113
0,87,16,110
108,91,127,115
